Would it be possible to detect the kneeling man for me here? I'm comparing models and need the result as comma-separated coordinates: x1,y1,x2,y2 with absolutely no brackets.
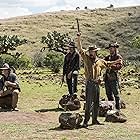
0,63,20,111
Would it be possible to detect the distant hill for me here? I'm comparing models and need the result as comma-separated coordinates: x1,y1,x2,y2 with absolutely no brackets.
0,6,140,58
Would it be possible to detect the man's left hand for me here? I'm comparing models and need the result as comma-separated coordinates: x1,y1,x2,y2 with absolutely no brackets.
67,71,72,79
95,79,102,84
4,81,12,86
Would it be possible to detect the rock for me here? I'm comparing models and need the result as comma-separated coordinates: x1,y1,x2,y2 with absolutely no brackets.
59,113,83,129
105,110,127,123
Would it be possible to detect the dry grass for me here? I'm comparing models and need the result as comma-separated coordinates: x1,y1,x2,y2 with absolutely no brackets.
0,70,139,140
0,6,140,57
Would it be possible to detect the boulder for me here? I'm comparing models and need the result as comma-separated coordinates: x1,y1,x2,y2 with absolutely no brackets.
59,113,83,129
105,110,127,123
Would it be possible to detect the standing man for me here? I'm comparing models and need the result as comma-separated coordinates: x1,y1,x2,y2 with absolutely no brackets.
77,33,122,127
104,43,123,111
62,41,80,95
0,63,20,111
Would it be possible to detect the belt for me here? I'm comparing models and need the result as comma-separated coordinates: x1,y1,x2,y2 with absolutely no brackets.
87,79,96,83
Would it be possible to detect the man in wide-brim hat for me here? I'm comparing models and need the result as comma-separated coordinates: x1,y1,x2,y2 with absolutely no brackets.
77,33,122,127
0,63,11,70
85,45,100,54
62,41,80,95
104,42,123,111
105,42,119,49
0,63,20,111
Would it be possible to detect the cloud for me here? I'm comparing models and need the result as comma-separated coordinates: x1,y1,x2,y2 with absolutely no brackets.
20,0,140,9
0,6,32,19
20,0,61,7
46,4,74,12
0,0,32,19
0,0,140,19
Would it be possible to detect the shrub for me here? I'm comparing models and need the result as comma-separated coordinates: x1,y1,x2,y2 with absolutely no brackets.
0,54,15,67
43,52,64,73
16,55,32,69
33,52,45,67
132,36,140,49
0,54,32,69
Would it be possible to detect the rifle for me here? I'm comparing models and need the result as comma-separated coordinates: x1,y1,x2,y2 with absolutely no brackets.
60,76,64,88
76,18,80,32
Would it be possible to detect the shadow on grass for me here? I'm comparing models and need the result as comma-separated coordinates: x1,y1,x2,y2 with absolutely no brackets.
0,108,12,112
35,107,64,113
49,126,65,131
49,125,84,131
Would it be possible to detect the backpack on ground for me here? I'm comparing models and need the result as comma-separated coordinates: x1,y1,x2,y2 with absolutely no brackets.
59,94,81,111
59,113,83,129
105,110,127,123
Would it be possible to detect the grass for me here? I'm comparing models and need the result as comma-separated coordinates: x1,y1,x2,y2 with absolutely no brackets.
0,6,140,58
0,69,139,140
0,5,140,139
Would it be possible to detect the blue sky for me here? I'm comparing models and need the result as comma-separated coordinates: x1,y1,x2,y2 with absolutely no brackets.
0,0,140,19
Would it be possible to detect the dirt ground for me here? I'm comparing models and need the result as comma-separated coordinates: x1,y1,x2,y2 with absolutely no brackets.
0,106,139,140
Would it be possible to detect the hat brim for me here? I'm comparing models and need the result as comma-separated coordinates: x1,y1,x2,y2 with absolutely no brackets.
105,46,119,49
86,48,101,52
67,45,77,48
0,68,10,70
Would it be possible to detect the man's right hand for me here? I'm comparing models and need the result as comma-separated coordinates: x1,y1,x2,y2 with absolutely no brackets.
77,32,81,36
115,59,122,64
0,90,3,97
61,76,64,82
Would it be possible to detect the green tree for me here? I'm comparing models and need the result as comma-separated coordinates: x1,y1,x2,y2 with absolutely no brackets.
41,31,72,54
0,35,27,55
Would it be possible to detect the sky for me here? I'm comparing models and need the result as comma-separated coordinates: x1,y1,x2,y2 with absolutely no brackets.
0,0,140,19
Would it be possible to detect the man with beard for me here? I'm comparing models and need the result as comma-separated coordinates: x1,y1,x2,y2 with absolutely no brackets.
77,33,122,127
104,43,123,111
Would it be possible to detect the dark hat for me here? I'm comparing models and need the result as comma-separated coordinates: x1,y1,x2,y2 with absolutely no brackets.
106,42,119,49
67,41,76,48
86,45,101,52
0,63,11,70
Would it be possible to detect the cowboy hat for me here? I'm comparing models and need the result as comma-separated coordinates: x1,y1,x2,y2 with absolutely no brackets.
86,45,101,52
105,42,119,49
0,63,11,70
67,41,77,48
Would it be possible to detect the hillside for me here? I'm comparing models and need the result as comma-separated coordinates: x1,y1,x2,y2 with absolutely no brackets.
0,6,140,58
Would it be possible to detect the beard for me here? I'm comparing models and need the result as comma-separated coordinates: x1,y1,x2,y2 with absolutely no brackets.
89,55,95,59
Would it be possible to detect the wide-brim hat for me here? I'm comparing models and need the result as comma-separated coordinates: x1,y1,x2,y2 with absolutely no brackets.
86,45,101,52
67,41,77,48
105,42,119,49
0,63,11,70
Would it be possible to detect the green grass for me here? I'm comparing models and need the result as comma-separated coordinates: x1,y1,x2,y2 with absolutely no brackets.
0,69,139,140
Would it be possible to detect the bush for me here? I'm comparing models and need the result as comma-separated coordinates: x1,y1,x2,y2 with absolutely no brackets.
16,55,32,69
43,52,64,73
33,52,45,67
0,54,32,69
0,54,15,67
132,36,140,49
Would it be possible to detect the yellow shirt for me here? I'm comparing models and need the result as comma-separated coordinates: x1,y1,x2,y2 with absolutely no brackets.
77,35,119,81
80,51,111,80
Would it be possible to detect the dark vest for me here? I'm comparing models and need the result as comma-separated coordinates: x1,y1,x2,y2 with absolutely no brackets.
104,53,122,81
63,51,80,75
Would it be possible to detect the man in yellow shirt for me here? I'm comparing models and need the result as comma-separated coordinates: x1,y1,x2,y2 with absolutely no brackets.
77,33,122,127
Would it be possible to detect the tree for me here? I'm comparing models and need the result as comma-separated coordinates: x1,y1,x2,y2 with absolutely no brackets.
41,31,72,54
0,35,27,56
